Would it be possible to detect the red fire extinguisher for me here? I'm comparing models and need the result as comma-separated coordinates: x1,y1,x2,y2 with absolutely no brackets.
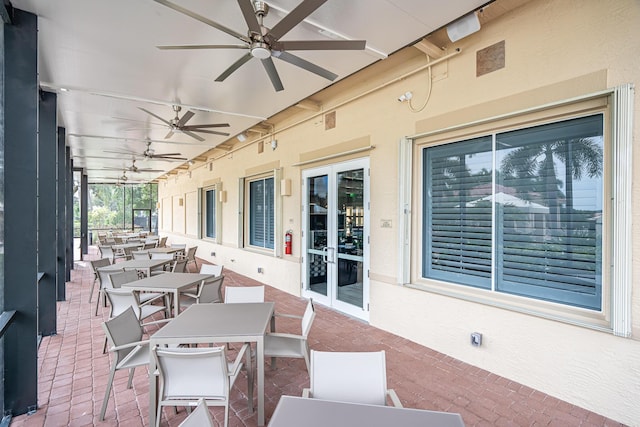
285,230,293,255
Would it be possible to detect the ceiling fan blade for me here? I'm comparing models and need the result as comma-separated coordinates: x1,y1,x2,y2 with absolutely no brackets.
157,44,247,50
237,0,262,35
68,133,212,146
279,40,367,51
152,0,249,43
275,51,337,81
215,52,253,82
177,110,195,127
153,155,188,161
189,129,230,137
262,57,284,92
182,130,206,142
181,123,230,130
139,107,171,126
268,0,327,41
152,152,182,156
165,130,175,139
137,168,165,173
103,149,138,156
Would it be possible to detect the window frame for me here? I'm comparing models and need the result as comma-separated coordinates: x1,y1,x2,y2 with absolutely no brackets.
200,183,222,243
240,169,282,256
400,86,633,334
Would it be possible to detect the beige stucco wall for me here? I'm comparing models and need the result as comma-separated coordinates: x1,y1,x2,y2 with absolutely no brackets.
159,1,640,424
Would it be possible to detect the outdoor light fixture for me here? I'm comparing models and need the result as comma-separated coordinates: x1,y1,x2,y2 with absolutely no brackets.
237,133,248,142
446,12,481,42
397,91,413,102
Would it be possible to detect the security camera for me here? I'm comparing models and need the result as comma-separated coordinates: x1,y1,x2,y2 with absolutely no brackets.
397,91,413,102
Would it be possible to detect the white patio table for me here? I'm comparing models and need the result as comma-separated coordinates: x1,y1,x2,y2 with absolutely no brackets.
268,396,466,427
120,272,212,318
149,302,275,426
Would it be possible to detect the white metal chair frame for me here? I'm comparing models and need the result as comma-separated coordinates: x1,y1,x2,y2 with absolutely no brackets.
89,258,111,304
180,275,224,312
264,299,315,374
199,263,223,276
178,398,215,427
302,350,403,407
153,344,250,427
224,285,265,304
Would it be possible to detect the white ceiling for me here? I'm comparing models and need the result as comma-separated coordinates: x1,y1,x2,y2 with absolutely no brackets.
11,0,487,183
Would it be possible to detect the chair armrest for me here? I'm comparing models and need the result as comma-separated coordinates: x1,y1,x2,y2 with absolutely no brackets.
265,332,303,340
302,388,311,398
229,343,250,376
387,389,403,408
273,312,302,320
141,318,172,328
109,339,150,352
181,292,198,299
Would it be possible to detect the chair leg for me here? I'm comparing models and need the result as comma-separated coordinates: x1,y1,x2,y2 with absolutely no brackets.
246,345,254,414
100,364,117,421
89,277,97,303
103,337,108,354
95,290,102,316
127,367,135,389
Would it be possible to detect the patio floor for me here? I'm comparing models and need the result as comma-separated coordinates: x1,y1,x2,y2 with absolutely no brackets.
10,247,626,427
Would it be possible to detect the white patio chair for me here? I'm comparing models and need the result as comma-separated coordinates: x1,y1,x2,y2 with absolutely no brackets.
100,307,150,421
170,258,188,273
170,243,186,257
150,252,174,275
199,264,223,276
153,344,250,427
104,287,167,325
132,250,151,260
95,268,124,316
302,350,402,407
264,299,315,374
180,275,224,311
98,245,121,263
158,236,168,248
178,399,215,427
224,285,265,304
89,258,111,304
109,269,166,306
183,246,198,271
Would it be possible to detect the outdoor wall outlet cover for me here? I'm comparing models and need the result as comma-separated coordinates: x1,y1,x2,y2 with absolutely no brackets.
471,332,482,347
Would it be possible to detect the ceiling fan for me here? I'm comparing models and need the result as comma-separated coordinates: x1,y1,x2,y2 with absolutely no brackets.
104,140,188,161
103,159,165,174
154,0,367,91
139,105,231,142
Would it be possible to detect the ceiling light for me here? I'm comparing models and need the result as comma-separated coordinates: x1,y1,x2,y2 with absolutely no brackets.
59,87,69,92
237,133,248,142
188,160,194,166
250,42,271,59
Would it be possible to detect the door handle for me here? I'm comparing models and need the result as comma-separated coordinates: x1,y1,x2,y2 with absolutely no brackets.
322,246,328,263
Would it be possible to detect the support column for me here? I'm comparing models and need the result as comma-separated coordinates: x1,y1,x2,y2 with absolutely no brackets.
37,90,57,337
65,150,72,282
2,7,39,417
80,171,88,257
56,127,66,301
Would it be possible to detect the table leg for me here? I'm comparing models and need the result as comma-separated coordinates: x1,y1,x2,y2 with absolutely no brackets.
174,290,180,317
246,343,254,414
257,336,265,426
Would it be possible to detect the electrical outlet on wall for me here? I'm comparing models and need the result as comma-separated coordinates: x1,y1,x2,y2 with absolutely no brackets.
470,332,483,347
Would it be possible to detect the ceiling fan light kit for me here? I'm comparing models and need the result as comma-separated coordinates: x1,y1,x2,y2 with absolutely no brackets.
154,0,367,92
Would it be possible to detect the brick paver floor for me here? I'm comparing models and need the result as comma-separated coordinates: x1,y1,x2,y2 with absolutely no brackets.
10,247,626,427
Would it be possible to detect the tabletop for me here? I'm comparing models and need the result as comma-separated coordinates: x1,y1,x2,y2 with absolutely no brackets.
98,258,170,271
268,396,466,427
120,272,212,292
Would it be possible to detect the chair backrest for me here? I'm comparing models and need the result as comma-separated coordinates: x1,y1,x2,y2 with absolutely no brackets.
170,243,186,249
199,264,223,276
98,245,114,259
172,258,187,273
104,288,141,318
132,250,151,260
197,275,224,304
186,246,197,260
151,252,174,260
301,299,316,338
109,270,140,288
224,286,264,303
309,350,389,406
98,268,124,290
102,306,144,365
90,258,111,274
153,346,230,401
158,236,168,247
123,246,137,257
179,399,215,427
143,242,157,250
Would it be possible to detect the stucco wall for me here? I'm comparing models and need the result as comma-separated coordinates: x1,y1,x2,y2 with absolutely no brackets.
158,1,640,424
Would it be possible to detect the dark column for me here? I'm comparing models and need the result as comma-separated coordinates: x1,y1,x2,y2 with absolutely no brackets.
37,90,57,337
65,150,72,282
56,127,66,301
80,171,88,257
3,8,39,416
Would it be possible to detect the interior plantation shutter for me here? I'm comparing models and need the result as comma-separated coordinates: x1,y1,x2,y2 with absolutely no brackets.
423,136,493,288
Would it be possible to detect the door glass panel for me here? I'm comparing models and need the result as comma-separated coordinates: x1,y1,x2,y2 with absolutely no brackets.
336,169,364,308
133,209,151,232
307,175,328,296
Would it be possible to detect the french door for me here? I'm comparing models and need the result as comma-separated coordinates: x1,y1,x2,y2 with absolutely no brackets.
302,158,369,321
